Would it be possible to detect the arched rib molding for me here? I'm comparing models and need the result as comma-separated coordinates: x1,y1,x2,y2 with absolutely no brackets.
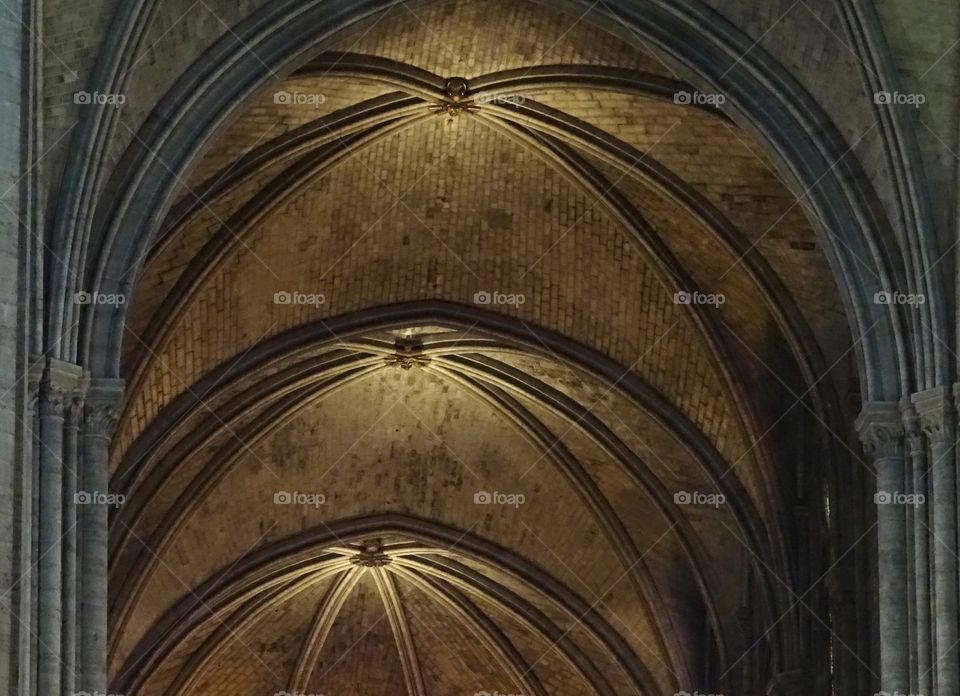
118,73,846,497
144,59,725,269
160,563,355,696
286,567,364,693
113,550,352,694
834,0,946,388
113,514,652,696
434,353,776,666
113,350,378,497
396,553,637,694
110,345,701,689
64,0,907,402
117,102,788,533
119,112,428,409
134,58,830,400
371,567,428,696
148,92,428,260
479,117,790,562
107,306,781,681
430,368,694,688
387,564,550,696
107,360,383,654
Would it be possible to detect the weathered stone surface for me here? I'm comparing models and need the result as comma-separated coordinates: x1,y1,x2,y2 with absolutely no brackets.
3,0,960,694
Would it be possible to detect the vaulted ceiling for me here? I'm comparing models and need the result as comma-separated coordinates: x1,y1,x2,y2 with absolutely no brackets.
107,1,859,694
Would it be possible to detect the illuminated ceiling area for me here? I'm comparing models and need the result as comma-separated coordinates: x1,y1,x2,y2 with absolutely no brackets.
108,1,856,694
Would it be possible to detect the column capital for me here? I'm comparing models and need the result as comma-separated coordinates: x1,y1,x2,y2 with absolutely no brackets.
901,400,923,453
83,378,124,440
856,401,904,459
65,396,84,429
912,385,955,443
27,354,45,407
38,358,87,418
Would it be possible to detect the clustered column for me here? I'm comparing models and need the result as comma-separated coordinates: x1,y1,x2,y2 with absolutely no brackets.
916,386,960,696
904,403,933,696
860,392,960,696
80,379,122,694
857,402,910,693
22,358,122,696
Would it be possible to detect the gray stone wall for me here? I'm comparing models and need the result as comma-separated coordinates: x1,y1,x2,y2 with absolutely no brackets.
0,0,23,692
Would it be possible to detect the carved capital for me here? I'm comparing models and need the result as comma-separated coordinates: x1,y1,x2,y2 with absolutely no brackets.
83,403,119,439
27,355,45,409
38,358,87,418
901,401,923,454
856,402,903,460
38,383,68,417
84,378,125,440
65,396,85,429
912,385,955,444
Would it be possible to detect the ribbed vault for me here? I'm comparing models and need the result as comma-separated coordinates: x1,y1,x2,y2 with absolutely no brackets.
97,1,877,694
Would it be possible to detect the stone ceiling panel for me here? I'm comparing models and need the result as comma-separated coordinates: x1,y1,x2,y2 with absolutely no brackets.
115,116,741,477
393,574,516,696
326,0,673,79
305,571,409,695
114,367,674,677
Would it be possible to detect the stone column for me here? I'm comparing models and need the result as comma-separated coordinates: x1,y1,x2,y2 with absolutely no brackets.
36,359,84,696
0,0,23,686
34,385,62,696
18,360,44,696
36,369,64,696
903,402,920,691
61,396,82,694
916,386,960,696
905,402,933,696
857,402,909,693
79,378,122,695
